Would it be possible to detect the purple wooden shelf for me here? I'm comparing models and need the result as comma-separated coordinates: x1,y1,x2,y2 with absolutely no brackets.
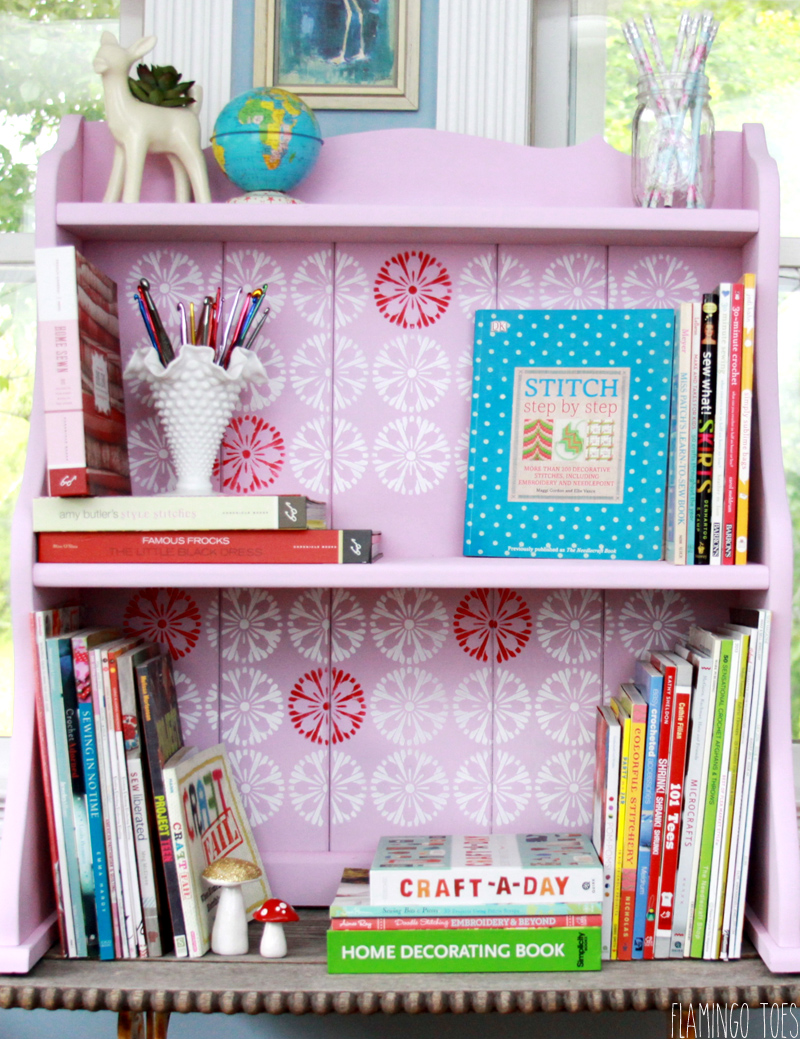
56,201,759,247
33,557,771,590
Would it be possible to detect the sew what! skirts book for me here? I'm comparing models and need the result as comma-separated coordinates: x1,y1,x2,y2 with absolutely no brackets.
463,309,675,561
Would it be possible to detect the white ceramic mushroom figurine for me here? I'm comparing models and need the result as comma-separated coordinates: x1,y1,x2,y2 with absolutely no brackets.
202,856,263,955
254,898,299,958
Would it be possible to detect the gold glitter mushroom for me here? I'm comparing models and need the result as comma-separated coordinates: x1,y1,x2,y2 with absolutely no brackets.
202,856,262,886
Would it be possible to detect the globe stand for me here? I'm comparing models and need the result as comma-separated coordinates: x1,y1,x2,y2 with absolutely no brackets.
228,189,304,206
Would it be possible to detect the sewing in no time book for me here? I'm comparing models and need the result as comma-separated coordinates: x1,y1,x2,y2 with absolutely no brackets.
464,309,675,560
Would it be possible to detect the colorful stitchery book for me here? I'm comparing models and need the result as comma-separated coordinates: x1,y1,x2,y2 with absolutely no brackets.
464,309,675,560
370,834,602,907
35,246,131,497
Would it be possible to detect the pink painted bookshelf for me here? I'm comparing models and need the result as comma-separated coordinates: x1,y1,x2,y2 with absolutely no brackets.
1,117,797,981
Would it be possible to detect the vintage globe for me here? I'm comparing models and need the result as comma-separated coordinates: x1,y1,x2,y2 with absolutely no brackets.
211,87,323,196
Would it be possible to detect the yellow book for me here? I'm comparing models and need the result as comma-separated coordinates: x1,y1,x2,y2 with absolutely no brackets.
615,684,648,960
609,696,631,961
735,273,756,564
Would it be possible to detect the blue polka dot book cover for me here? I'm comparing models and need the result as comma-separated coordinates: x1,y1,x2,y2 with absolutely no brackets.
463,309,676,560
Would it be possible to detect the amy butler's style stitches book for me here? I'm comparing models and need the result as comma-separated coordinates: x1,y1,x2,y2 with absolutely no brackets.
464,309,675,560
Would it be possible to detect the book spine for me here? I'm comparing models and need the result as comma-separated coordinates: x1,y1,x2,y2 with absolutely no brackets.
654,685,692,957
596,712,620,961
617,706,646,960
610,710,630,960
138,670,188,958
75,696,115,959
689,640,733,958
326,928,602,973
31,494,319,532
669,651,715,958
38,529,379,564
32,613,74,957
163,765,205,957
686,302,702,565
673,307,692,563
694,295,719,563
331,914,603,931
370,865,600,907
735,275,756,564
632,669,663,958
709,285,731,565
643,657,676,958
722,285,743,565
330,900,603,918
127,755,163,957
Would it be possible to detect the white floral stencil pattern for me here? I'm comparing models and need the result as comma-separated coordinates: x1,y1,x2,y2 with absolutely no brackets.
128,416,176,493
373,334,451,412
291,333,333,411
539,252,607,309
173,670,218,740
330,750,366,824
453,751,492,825
372,667,448,745
534,667,600,746
205,595,219,652
536,589,603,663
221,666,284,746
223,248,287,318
494,750,533,825
497,253,536,310
229,748,284,825
330,589,367,661
333,336,368,410
619,254,700,308
289,749,328,827
456,347,473,399
370,588,448,664
292,249,333,327
373,250,452,329
617,589,695,655
241,338,286,411
334,251,369,327
371,750,449,826
288,588,330,662
455,428,470,482
535,749,594,826
373,416,450,494
452,668,532,745
127,249,206,331
219,589,281,662
289,417,368,496
457,252,496,317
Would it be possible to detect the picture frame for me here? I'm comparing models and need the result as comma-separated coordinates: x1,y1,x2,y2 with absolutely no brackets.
253,0,420,110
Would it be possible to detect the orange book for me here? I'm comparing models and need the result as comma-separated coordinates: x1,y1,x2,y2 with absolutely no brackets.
735,274,756,564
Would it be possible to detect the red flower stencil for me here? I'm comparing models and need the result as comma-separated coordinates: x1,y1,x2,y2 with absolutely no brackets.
453,588,532,663
124,588,202,660
216,414,285,493
288,668,366,745
373,251,452,329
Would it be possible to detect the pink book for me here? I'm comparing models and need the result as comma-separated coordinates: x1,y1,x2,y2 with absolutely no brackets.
722,284,744,564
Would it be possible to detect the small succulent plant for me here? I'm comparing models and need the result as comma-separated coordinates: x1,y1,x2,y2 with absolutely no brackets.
128,63,195,107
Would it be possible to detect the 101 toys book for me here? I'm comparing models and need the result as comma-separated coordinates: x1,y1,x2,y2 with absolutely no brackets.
464,309,675,560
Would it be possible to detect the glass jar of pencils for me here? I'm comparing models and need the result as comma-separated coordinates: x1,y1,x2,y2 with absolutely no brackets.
632,72,715,208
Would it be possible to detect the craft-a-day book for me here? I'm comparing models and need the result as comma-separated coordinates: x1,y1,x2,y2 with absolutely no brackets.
35,246,131,497
464,309,675,560
370,834,602,907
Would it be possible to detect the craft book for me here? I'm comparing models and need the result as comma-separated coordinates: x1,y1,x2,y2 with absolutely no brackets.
370,834,602,906
464,309,675,560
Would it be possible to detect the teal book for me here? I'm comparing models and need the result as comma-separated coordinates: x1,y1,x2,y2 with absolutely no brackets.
464,309,675,560
327,927,601,973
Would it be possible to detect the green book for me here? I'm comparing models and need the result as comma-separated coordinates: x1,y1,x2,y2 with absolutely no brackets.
327,927,601,973
687,628,733,958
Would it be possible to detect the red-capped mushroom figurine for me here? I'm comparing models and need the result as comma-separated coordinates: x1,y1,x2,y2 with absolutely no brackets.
254,898,299,958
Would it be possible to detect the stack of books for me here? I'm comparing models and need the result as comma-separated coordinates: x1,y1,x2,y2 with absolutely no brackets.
593,607,770,961
33,493,381,565
665,277,756,565
327,834,603,973
32,604,268,960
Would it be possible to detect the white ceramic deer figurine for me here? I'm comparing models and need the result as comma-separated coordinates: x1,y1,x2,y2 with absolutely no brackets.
93,32,211,204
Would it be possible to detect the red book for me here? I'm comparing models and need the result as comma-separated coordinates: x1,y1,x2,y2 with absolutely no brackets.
643,651,677,959
653,653,693,958
36,246,131,497
331,914,602,931
722,284,744,564
38,529,381,565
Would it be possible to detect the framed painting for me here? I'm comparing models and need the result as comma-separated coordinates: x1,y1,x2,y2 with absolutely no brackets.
253,0,420,110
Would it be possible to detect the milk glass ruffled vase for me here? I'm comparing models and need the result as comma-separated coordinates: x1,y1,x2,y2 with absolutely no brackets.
632,72,715,208
125,344,267,495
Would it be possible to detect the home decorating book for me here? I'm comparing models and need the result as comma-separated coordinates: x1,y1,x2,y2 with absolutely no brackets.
463,308,675,560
